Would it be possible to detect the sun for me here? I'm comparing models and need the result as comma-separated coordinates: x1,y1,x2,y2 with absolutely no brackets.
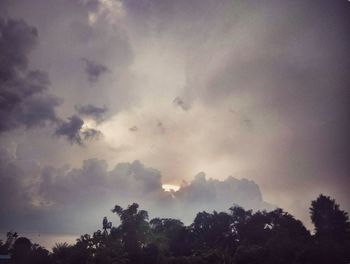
162,184,180,192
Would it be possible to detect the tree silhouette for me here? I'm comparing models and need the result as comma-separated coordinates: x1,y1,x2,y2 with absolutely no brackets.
11,237,31,264
192,211,235,251
310,194,350,241
3,194,350,264
112,203,149,262
302,194,350,264
11,237,50,264
149,218,184,255
265,209,310,264
0,231,18,254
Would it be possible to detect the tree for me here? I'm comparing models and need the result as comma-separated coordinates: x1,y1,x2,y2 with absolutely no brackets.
2,195,349,264
112,203,149,262
11,237,32,264
233,244,268,264
90,231,128,264
310,194,350,241
300,194,350,264
51,242,87,264
0,231,18,254
264,209,310,264
149,218,184,255
229,206,252,243
29,244,51,264
192,211,235,251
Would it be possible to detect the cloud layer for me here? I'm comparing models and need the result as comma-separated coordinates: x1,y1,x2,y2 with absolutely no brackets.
0,17,103,146
0,0,349,236
0,147,271,233
0,18,60,132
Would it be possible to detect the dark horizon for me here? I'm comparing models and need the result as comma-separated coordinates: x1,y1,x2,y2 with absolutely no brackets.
1,194,350,264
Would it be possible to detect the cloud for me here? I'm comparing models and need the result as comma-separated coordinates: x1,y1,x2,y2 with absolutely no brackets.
176,172,271,212
82,128,102,140
0,17,61,133
114,0,350,224
0,148,45,231
55,115,84,144
0,16,105,145
75,104,108,122
55,115,101,145
0,150,272,233
82,58,109,83
173,97,190,111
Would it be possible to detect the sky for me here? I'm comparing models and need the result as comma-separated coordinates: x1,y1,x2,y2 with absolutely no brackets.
0,0,349,246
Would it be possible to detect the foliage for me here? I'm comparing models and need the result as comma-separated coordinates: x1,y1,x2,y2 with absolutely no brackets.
2,194,350,264
310,194,350,241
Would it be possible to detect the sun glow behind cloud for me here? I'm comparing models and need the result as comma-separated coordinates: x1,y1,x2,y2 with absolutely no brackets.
82,119,97,130
162,184,180,192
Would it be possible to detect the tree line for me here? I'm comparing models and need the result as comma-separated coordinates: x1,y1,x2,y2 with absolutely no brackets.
0,194,349,264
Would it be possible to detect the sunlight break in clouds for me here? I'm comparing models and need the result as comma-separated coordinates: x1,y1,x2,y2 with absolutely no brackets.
162,184,180,192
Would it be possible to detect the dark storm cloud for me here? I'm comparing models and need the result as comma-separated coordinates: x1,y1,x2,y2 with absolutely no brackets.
75,104,108,122
0,148,44,231
0,17,61,132
55,115,101,145
0,17,37,78
0,149,30,213
0,16,104,145
38,160,164,208
55,115,84,144
82,128,102,140
82,58,109,83
39,159,109,205
18,95,61,128
176,172,269,212
0,151,272,233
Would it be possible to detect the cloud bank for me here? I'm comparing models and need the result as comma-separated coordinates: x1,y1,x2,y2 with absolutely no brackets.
0,17,103,145
0,18,60,132
0,147,271,233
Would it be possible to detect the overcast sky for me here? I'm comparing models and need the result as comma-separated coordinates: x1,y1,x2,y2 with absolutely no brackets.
0,0,349,240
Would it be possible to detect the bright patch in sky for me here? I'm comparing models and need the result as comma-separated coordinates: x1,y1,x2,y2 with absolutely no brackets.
162,184,180,192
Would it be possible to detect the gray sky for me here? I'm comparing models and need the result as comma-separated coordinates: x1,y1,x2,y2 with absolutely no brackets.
0,0,349,239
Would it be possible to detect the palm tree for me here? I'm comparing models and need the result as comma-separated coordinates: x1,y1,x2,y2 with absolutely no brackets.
112,203,149,262
310,194,350,241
